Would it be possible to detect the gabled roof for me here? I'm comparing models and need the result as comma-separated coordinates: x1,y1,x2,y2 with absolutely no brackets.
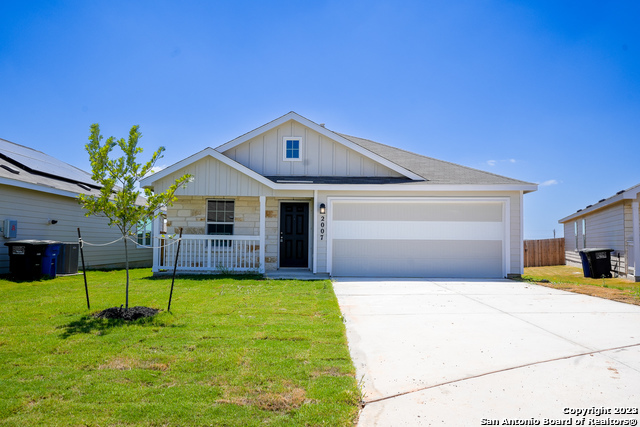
215,111,425,181
558,183,640,223
142,112,537,192
0,138,102,198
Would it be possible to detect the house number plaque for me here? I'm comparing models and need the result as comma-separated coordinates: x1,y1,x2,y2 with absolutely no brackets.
319,215,326,240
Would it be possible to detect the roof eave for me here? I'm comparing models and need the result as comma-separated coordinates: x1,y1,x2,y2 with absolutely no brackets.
558,184,640,223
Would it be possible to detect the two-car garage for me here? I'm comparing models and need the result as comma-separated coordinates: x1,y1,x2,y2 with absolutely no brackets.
328,198,509,278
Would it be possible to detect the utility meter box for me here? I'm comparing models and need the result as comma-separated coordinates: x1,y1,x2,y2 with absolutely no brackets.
3,219,17,238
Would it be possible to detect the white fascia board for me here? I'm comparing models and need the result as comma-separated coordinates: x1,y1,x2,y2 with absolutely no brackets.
214,112,300,153
558,183,640,224
0,176,80,199
214,111,424,181
140,147,278,190
623,184,640,199
272,183,538,192
558,194,626,223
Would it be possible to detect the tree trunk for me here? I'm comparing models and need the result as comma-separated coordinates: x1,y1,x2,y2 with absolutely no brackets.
124,235,130,310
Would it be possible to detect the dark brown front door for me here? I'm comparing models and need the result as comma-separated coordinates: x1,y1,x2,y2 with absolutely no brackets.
279,202,309,268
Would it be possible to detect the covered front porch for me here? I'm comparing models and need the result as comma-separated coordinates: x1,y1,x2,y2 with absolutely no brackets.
152,194,323,275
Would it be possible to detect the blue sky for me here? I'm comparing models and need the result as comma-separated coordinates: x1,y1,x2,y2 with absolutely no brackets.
1,0,638,239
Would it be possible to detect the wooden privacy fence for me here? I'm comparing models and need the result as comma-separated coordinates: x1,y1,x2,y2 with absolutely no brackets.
524,238,565,267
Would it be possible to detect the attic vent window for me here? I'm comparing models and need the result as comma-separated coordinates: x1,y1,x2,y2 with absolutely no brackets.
283,137,302,161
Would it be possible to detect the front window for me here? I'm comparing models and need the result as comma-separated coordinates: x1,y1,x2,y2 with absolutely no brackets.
207,200,234,235
582,219,587,249
283,138,301,161
574,222,578,250
137,221,152,246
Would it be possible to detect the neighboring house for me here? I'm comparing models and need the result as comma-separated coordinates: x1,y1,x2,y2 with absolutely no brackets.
0,138,152,274
140,112,537,278
558,184,640,282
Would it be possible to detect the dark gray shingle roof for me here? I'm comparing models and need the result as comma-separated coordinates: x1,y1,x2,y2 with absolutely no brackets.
336,133,534,186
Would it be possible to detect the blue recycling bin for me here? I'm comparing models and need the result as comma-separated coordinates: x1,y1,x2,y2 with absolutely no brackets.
578,250,591,278
41,243,62,278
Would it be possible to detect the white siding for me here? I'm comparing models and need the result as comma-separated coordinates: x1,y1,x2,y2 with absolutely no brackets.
153,156,274,197
562,203,630,276
0,184,152,274
222,120,403,178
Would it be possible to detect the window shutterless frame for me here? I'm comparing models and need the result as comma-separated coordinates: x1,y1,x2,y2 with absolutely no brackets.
282,137,302,161
137,221,152,246
206,199,235,236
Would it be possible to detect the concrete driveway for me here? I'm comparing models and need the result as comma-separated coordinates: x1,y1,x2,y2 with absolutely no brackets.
333,279,640,426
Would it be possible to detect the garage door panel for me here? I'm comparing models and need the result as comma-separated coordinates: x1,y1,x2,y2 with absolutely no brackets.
332,239,503,278
332,201,503,222
332,220,503,241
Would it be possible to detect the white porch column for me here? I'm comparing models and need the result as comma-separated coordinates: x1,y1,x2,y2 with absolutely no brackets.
152,210,162,273
259,196,266,274
633,201,639,281
313,190,318,274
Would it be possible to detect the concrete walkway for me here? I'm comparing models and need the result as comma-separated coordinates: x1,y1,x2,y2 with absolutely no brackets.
333,279,640,426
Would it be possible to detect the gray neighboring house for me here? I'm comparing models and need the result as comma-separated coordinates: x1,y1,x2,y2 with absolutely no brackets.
558,184,640,282
0,138,152,274
141,112,537,278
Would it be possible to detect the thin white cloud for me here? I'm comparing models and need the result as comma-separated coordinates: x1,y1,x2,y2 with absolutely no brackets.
540,179,558,186
142,165,166,179
486,159,516,167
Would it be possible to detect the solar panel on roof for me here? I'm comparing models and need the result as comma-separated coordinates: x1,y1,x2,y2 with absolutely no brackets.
0,138,97,186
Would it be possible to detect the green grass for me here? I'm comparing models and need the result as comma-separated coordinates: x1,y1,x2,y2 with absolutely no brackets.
523,265,639,291
0,269,360,426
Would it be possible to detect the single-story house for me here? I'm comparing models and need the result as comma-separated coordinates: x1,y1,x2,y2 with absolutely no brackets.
140,112,537,278
0,137,153,274
558,183,640,282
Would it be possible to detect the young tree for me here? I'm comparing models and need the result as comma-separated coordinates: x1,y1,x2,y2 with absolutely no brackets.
78,124,191,310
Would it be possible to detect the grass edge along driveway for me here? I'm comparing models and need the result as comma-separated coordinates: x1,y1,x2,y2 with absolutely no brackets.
522,265,640,306
0,269,361,426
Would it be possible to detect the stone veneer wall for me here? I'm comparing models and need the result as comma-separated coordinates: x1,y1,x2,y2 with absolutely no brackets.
167,196,279,271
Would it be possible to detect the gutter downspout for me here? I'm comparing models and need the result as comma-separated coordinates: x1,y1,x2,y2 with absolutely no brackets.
633,201,639,282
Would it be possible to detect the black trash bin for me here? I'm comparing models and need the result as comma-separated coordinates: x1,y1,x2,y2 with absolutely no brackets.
57,243,79,275
579,248,614,279
4,240,62,280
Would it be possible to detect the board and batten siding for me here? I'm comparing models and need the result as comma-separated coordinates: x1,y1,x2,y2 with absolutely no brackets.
222,120,403,178
0,184,152,274
153,155,275,197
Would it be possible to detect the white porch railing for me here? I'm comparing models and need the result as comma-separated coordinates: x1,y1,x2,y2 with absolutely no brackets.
157,235,261,273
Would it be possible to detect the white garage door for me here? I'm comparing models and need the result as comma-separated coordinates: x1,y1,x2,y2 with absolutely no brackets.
329,199,507,278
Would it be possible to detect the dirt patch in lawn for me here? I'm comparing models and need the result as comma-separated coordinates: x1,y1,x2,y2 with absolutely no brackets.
531,281,640,306
93,306,160,320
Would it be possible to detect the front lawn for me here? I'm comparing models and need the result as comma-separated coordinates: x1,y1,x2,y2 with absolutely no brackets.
523,265,640,306
0,269,360,426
